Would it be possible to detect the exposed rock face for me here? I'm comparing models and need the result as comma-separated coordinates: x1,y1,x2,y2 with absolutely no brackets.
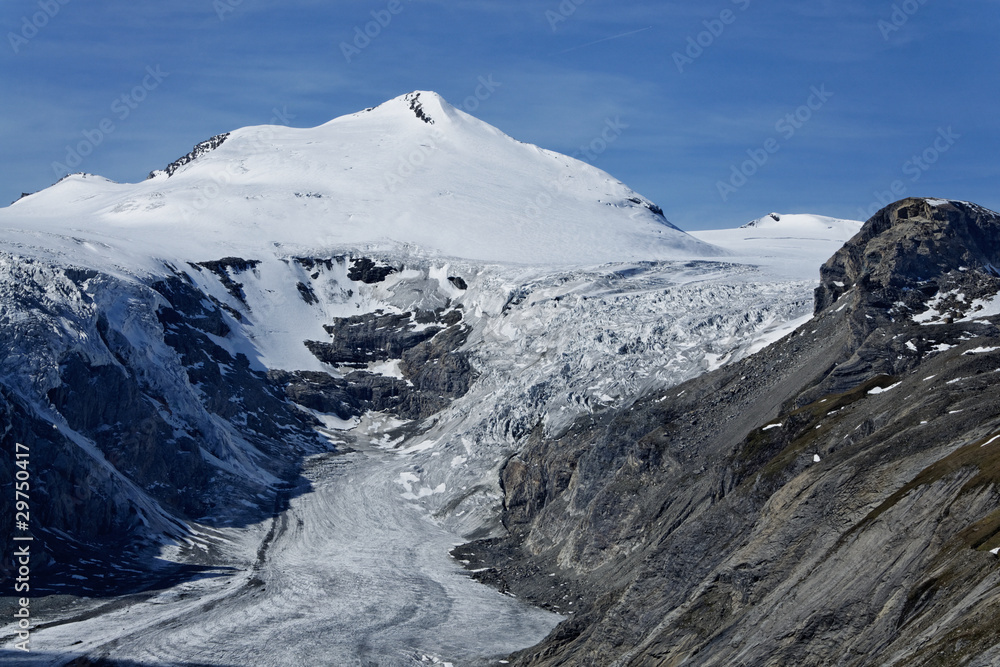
0,262,331,592
305,310,445,366
405,91,435,125
816,198,1000,318
286,304,474,420
193,257,262,305
148,132,231,179
462,199,1000,666
347,256,398,284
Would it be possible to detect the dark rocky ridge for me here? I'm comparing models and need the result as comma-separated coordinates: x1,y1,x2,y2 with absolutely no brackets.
148,132,231,179
461,198,1000,666
305,310,446,366
406,91,435,125
192,257,262,305
347,256,398,284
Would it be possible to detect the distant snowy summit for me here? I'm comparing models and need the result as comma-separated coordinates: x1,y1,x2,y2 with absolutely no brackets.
738,212,863,238
691,212,864,280
3,91,718,270
741,212,786,228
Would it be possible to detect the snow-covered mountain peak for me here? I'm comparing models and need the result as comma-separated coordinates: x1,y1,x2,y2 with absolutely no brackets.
385,90,452,125
2,92,717,270
325,90,452,128
741,212,782,227
739,212,860,234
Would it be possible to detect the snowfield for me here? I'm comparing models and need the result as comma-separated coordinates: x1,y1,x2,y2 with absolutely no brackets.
692,212,863,279
0,91,862,664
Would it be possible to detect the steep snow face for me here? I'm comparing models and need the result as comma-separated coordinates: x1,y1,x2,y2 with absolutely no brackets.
2,91,715,270
691,212,863,280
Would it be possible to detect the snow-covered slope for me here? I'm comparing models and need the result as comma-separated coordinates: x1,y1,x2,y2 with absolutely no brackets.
691,212,863,279
2,91,715,270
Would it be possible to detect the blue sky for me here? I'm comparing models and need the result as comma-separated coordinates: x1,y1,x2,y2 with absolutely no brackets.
2,0,997,230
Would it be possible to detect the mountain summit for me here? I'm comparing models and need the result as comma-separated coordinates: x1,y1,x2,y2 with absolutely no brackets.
4,91,714,269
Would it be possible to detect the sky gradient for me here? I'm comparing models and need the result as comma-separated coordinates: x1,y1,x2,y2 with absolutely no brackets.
2,0,998,230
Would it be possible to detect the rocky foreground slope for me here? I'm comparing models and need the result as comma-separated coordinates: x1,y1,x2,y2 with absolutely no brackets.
460,198,1000,666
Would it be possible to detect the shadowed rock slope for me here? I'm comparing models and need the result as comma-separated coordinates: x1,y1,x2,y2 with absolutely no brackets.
458,198,1000,666
0,254,474,596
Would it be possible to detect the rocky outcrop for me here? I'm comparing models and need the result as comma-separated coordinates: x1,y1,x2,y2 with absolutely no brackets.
463,199,1000,666
405,92,435,125
191,257,261,305
347,256,398,284
305,310,446,366
816,198,1000,316
148,132,230,179
283,305,474,420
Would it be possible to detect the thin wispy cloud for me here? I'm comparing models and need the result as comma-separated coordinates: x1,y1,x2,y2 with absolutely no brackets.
552,27,655,56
